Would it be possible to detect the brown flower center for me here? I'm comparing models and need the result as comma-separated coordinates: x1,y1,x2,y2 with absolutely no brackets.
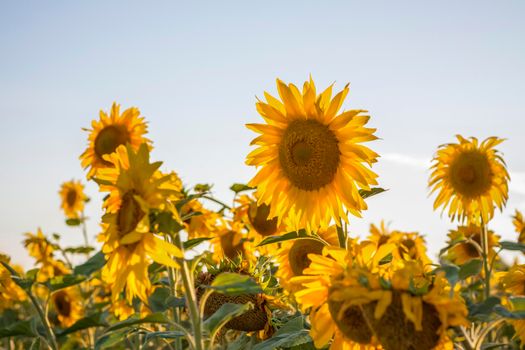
248,203,278,237
94,125,130,163
328,297,374,344
449,151,493,198
53,291,72,317
66,189,77,208
288,238,325,276
117,191,144,238
278,119,340,191
220,231,245,260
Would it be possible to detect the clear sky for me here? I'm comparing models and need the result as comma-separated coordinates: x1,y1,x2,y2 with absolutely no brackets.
1,1,524,267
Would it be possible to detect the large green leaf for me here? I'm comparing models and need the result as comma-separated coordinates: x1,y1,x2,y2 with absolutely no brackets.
0,318,37,338
434,264,459,288
499,241,525,252
258,230,309,247
105,313,171,333
148,287,171,312
203,302,253,335
458,259,483,280
144,331,185,342
209,272,262,296
253,316,312,350
46,274,86,292
74,251,106,276
468,296,501,320
494,305,525,319
57,312,108,337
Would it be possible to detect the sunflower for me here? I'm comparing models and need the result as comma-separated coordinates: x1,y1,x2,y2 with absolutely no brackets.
59,180,87,219
80,102,151,178
446,224,499,265
513,210,525,243
429,135,509,224
294,247,468,350
96,144,182,303
210,220,254,262
51,287,83,327
181,198,220,239
246,77,379,231
24,229,70,282
275,226,340,293
500,264,525,295
0,254,26,311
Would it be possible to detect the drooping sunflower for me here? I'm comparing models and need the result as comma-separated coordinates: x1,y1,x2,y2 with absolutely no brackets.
59,180,87,219
513,210,525,243
210,220,254,262
446,224,499,265
96,144,183,303
24,229,70,282
429,135,509,224
80,102,151,178
246,78,379,231
275,226,339,293
51,287,83,327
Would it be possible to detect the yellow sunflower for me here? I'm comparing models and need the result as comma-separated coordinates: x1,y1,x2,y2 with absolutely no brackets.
429,135,509,224
181,198,220,239
500,264,525,295
80,102,151,178
96,144,182,303
513,210,525,243
446,224,499,265
0,254,26,311
24,229,70,282
246,77,379,231
275,226,340,293
210,220,254,262
51,287,83,327
59,180,87,219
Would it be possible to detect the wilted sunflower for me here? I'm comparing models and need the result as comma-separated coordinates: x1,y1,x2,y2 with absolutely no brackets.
513,210,525,243
446,224,499,265
51,287,83,327
96,144,183,303
275,226,339,293
59,180,87,219
80,102,151,178
246,77,379,231
429,135,509,224
24,229,69,282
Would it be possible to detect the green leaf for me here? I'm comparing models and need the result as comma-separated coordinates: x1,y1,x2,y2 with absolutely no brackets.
230,183,254,194
378,253,393,265
65,218,82,226
148,287,171,313
1,262,37,291
359,187,387,199
74,251,106,276
438,237,466,257
509,297,525,311
144,331,185,342
154,211,184,234
0,319,37,338
253,316,312,350
481,343,514,350
64,246,95,255
258,230,309,247
458,259,483,280
105,313,171,333
95,329,128,350
434,264,459,288
57,312,108,337
203,302,253,335
181,211,202,222
209,273,262,296
494,305,525,319
469,296,501,320
194,183,213,192
46,274,86,292
499,241,525,252
183,237,211,250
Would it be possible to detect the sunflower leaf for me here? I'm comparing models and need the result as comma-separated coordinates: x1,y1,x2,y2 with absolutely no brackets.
257,230,309,247
46,274,86,291
203,302,253,335
468,296,501,320
0,318,37,338
458,259,483,280
209,272,262,296
253,316,312,350
359,187,387,199
183,237,211,250
494,305,525,319
104,313,171,333
57,312,108,337
65,218,81,226
144,331,186,342
499,241,525,252
74,251,106,276
230,183,254,194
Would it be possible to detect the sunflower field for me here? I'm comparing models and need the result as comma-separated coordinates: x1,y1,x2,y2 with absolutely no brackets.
2,77,525,350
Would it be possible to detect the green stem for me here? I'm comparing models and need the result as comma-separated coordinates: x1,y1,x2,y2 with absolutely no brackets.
201,195,232,211
165,237,183,350
81,212,89,248
28,292,58,350
336,219,347,248
480,219,491,300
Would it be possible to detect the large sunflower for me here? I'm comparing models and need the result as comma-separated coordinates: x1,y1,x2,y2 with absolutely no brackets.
80,102,151,178
429,135,509,224
246,78,379,231
96,144,182,303
59,180,87,219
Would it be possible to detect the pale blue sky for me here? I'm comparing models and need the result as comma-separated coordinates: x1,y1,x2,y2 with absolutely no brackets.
1,1,524,267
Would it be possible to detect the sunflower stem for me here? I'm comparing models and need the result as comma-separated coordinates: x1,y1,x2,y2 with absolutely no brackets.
165,236,183,350
27,291,58,350
81,212,89,248
336,219,346,248
480,219,491,300
201,195,232,211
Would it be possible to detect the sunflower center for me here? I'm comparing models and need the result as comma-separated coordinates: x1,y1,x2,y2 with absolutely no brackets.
66,189,77,208
279,119,340,191
220,231,245,260
94,125,130,162
248,203,278,237
328,296,374,344
288,238,325,276
449,151,493,198
117,191,144,238
54,291,72,317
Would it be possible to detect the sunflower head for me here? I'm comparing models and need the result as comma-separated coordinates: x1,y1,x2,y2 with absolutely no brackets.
246,77,379,231
500,264,525,296
446,224,499,265
51,287,83,327
59,180,87,219
210,220,253,262
181,198,220,239
513,210,525,244
0,255,26,310
80,102,151,178
429,135,509,224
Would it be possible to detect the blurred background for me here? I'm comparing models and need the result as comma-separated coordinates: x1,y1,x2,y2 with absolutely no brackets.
1,1,524,267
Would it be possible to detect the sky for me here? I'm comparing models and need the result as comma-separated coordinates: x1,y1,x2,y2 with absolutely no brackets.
1,1,524,267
